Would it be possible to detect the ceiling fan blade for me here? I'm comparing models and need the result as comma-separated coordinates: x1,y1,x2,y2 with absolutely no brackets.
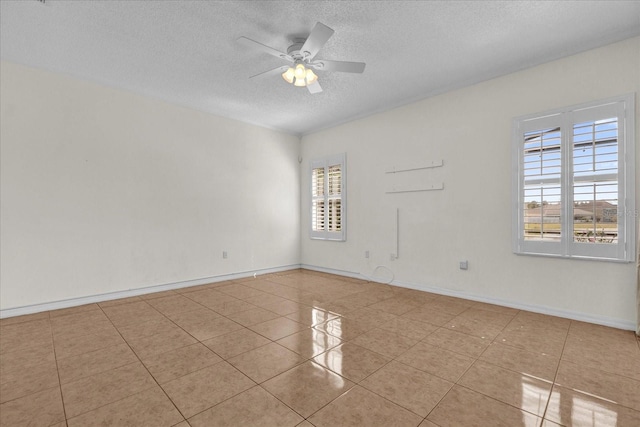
249,65,290,79
237,37,293,62
300,22,334,61
307,81,322,94
310,60,366,73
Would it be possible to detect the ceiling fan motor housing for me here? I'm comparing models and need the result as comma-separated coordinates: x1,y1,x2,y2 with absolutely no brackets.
237,23,365,94
286,41,307,61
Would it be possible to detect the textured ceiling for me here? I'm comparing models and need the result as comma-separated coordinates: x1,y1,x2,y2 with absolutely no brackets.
2,1,639,136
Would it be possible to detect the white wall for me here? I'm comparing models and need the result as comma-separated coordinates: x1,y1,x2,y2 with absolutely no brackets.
301,37,640,328
0,61,301,311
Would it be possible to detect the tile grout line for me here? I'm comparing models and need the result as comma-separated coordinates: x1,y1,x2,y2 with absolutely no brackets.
540,318,571,424
417,307,552,424
181,337,309,422
0,315,56,408
180,300,380,423
101,297,284,421
179,304,320,422
296,320,445,424
419,320,487,425
467,310,555,424
95,303,191,425
49,311,71,426
116,286,318,424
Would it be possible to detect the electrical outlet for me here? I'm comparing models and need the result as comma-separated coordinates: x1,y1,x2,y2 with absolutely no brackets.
459,260,468,270
365,250,370,258
390,253,396,261
222,251,228,259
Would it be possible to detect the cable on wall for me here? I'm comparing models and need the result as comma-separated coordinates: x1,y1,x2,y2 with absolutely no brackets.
360,265,395,284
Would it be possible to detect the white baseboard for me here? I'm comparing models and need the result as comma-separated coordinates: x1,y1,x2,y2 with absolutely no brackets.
3,263,635,331
0,264,301,319
302,264,636,331
300,264,365,281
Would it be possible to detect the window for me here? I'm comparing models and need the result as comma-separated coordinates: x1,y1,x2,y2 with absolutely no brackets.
512,95,635,261
311,153,346,240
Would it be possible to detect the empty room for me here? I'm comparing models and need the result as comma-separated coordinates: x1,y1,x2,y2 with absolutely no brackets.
1,1,639,426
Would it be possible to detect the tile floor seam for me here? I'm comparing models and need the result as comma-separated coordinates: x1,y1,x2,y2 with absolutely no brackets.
442,320,510,344
454,308,554,423
418,325,491,359
0,347,56,403
334,327,456,421
413,323,506,424
151,355,234,384
559,350,640,383
289,382,357,422
0,383,60,407
49,314,70,425
0,311,51,328
148,297,213,319
251,346,309,385
179,291,254,318
137,299,245,352
98,296,359,425
63,383,160,425
356,361,456,420
206,355,264,389
162,362,256,419
418,384,454,427
181,384,266,423
551,365,640,414
256,379,335,422
58,362,158,421
541,318,572,424
251,355,356,419
394,346,467,384
205,336,274,360
306,383,423,425
176,378,265,423
468,356,557,384
331,347,395,385
457,362,552,417
94,304,188,425
453,382,545,421
249,322,312,342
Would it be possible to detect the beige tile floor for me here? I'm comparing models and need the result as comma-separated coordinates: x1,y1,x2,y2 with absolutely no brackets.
1,269,639,426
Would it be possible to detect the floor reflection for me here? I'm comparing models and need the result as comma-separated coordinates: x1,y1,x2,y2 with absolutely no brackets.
520,376,552,418
314,315,344,376
546,386,621,426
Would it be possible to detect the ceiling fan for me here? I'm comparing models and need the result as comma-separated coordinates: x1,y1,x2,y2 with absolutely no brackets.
237,22,366,94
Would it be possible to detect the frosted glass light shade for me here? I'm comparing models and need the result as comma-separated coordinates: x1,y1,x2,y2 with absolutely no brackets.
305,69,318,84
282,63,319,88
294,63,306,79
282,67,295,84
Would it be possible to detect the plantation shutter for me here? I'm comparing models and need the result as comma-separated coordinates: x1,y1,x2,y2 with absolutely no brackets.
513,95,634,262
311,154,346,241
311,166,325,232
327,165,342,232
516,113,564,256
569,102,626,260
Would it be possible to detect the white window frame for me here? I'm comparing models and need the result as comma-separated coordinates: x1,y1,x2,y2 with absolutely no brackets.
512,94,635,262
310,153,346,241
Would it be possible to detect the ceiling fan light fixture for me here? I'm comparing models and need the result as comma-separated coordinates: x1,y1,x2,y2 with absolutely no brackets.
282,63,317,87
305,69,318,85
282,67,295,84
294,63,306,79
239,22,365,95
